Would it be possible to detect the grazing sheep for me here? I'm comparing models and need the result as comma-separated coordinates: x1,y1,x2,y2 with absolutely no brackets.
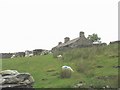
28,53,33,57
57,55,63,60
61,66,74,78
25,50,33,57
11,55,16,59
40,50,49,55
62,66,74,72
25,54,33,57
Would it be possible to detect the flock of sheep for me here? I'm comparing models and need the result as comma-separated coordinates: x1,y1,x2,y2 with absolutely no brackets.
57,55,74,78
11,53,74,79
8,53,113,88
11,51,75,86
11,53,34,58
11,50,51,58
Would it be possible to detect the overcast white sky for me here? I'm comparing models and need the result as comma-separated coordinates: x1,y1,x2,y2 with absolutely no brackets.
0,0,119,53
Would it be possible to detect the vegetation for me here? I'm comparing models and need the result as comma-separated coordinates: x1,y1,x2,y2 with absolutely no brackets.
87,33,101,43
1,43,118,88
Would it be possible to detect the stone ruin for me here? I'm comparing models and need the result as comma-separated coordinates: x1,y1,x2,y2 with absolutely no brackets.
0,70,35,89
51,31,93,56
0,53,13,59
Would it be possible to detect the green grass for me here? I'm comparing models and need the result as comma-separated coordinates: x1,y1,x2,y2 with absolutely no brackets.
1,43,119,88
2,55,78,88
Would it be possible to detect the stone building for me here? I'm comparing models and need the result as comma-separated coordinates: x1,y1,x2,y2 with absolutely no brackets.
52,31,92,54
15,52,25,57
33,49,44,56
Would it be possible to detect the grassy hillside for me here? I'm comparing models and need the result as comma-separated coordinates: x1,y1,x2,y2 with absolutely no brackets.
1,43,119,88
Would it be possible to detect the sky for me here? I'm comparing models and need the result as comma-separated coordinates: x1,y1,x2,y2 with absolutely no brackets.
0,0,119,53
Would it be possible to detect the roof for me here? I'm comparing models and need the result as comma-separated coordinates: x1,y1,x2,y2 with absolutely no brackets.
56,37,79,48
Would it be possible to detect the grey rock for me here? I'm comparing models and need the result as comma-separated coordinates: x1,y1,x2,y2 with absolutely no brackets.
0,70,19,76
0,70,35,88
0,78,5,85
2,75,19,84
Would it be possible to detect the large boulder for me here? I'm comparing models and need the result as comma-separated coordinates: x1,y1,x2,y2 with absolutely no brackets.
0,70,35,88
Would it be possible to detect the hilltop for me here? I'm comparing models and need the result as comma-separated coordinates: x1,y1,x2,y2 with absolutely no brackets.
1,43,119,88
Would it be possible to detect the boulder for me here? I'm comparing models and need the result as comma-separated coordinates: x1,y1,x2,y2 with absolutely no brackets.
0,70,35,88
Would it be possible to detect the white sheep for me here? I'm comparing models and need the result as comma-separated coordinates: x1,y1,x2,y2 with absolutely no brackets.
11,55,16,58
25,53,33,57
62,66,74,72
57,55,63,60
28,53,33,57
61,65,74,78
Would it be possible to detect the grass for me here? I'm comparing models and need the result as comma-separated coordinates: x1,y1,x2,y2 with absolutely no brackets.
1,43,119,88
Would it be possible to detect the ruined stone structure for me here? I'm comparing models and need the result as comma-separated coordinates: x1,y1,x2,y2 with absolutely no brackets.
0,52,25,59
25,50,33,57
33,49,44,56
0,53,13,59
52,31,93,54
1,49,51,59
15,52,25,57
109,40,120,45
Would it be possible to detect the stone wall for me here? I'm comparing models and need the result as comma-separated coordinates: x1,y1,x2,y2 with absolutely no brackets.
109,41,120,45
15,52,25,57
33,49,44,56
1,53,13,59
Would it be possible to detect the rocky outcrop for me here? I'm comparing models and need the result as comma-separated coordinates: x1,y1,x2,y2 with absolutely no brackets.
0,70,35,88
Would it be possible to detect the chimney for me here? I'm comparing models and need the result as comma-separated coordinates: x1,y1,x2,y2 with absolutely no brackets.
58,42,62,45
64,37,70,43
79,31,85,37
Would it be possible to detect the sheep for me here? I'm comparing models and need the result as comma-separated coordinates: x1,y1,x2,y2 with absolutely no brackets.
57,55,63,60
62,66,74,72
11,55,16,59
40,50,49,55
61,65,74,78
25,53,33,57
28,53,33,57
25,50,33,57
